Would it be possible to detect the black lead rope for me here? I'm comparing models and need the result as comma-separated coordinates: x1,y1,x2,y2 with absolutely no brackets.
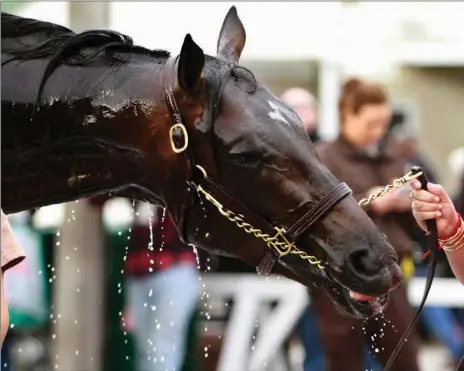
456,354,464,371
383,166,439,371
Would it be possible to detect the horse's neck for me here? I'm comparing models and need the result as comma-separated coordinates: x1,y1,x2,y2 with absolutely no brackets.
1,57,170,213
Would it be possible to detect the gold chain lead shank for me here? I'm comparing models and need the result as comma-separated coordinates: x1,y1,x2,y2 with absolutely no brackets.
194,167,422,270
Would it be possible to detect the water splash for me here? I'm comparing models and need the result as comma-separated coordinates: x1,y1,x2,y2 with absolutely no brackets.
148,204,155,252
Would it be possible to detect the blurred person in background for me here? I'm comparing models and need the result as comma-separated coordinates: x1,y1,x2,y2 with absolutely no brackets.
282,88,379,371
1,211,48,371
124,202,199,371
393,129,464,368
1,333,12,371
280,87,320,143
390,125,438,184
314,77,420,371
1,210,25,347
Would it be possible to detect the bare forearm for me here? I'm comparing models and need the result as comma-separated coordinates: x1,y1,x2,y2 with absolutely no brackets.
1,273,9,347
445,246,464,284
442,217,464,284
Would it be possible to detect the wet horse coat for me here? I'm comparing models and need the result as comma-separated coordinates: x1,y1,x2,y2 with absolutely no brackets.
1,9,402,319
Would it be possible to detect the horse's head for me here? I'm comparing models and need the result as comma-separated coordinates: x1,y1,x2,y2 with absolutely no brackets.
163,6,401,318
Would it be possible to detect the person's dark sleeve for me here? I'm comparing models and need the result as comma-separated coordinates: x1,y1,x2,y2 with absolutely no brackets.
315,143,377,217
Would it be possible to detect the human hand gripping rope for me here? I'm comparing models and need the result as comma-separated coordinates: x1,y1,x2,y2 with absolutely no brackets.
381,169,464,371
410,178,464,371
381,172,464,371
410,179,464,258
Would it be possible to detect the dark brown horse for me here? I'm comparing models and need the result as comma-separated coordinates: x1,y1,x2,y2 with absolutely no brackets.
1,8,402,318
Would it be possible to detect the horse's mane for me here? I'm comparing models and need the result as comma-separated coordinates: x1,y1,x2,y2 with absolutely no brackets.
1,12,171,109
1,12,257,110
2,11,73,39
1,12,170,61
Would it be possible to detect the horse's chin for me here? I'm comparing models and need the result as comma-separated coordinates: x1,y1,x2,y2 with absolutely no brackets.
337,288,389,319
274,260,394,318
319,279,390,319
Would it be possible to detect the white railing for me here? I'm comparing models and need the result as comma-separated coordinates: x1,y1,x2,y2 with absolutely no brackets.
201,274,464,371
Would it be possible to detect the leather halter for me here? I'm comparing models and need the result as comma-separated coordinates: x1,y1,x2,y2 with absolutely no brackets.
162,56,352,275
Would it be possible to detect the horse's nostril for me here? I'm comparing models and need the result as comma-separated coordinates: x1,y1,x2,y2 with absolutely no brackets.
347,249,380,277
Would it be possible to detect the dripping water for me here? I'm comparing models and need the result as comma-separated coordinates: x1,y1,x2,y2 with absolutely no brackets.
120,199,137,362
194,187,216,358
148,203,154,252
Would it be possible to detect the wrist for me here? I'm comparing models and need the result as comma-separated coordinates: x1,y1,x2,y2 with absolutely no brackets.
439,214,464,252
440,213,462,240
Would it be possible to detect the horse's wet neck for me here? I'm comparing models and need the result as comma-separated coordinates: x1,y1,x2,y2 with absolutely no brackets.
1,60,174,213
1,130,156,214
2,148,146,214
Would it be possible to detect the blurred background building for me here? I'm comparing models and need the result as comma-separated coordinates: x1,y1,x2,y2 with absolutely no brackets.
2,2,463,371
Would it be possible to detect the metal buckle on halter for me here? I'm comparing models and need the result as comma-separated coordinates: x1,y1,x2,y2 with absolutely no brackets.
267,227,295,257
169,123,189,154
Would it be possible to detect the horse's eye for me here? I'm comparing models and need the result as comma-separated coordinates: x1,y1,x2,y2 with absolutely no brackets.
229,151,263,167
230,70,240,82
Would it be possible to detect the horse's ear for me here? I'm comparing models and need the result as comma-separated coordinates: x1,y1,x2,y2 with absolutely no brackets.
217,6,246,64
178,34,205,94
